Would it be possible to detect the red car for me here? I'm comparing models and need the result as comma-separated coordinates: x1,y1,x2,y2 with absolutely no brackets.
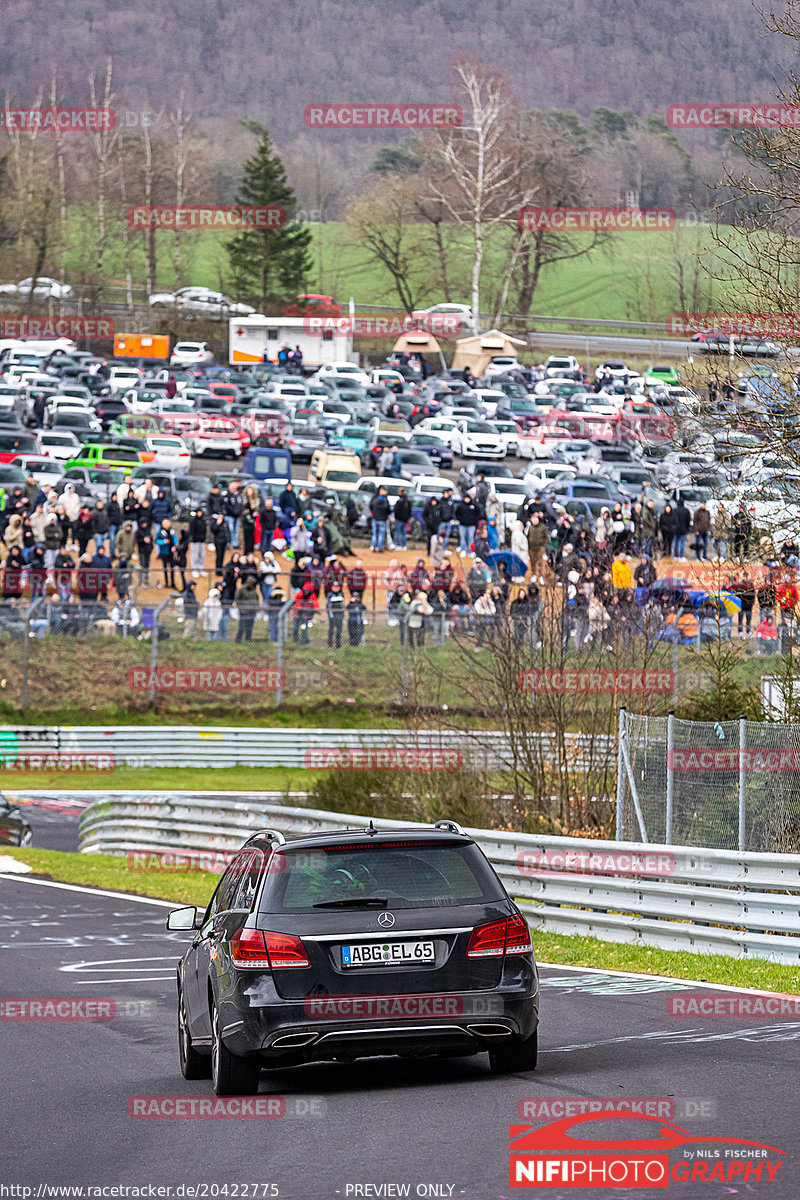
282,293,340,317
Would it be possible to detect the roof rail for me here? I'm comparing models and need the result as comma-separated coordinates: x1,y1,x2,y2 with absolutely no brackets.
433,820,466,835
250,828,286,846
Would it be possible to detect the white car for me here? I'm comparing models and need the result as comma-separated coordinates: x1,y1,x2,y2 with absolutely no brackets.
107,366,144,394
149,287,254,319
0,276,73,299
581,393,621,417
491,419,521,456
450,419,507,459
45,398,95,427
410,302,476,334
353,476,409,502
143,435,192,470
37,430,82,461
543,355,581,377
315,362,370,388
518,425,572,459
595,361,633,381
410,475,454,499
490,478,535,513
524,461,579,489
415,417,461,448
11,454,64,486
484,356,523,378
3,364,39,385
370,368,405,386
185,416,242,459
469,388,508,418
170,341,215,367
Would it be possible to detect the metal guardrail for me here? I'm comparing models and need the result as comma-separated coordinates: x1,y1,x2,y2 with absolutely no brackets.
3,726,614,770
77,792,800,963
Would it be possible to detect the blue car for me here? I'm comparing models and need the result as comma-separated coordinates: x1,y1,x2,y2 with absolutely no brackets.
408,433,454,469
330,424,370,455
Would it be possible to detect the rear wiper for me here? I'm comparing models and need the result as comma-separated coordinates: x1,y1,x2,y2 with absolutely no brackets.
312,897,390,909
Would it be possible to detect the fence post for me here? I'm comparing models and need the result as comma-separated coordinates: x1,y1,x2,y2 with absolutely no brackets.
672,635,678,707
275,596,294,706
148,598,172,706
738,712,747,852
21,597,44,709
400,615,409,705
665,709,675,845
615,706,626,840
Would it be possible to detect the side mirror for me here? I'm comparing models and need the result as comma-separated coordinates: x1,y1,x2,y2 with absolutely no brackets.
166,906,202,932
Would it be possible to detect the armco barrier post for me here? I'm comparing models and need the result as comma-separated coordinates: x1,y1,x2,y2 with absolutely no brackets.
739,713,746,851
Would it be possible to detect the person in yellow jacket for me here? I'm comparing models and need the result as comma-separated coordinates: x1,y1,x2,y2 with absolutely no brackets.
611,551,632,589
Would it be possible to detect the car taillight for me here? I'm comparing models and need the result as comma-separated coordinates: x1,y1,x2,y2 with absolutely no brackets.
505,914,533,955
466,916,532,958
230,928,271,968
262,930,311,969
466,918,507,958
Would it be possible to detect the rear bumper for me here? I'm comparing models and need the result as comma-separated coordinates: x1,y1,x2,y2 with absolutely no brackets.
220,980,538,1064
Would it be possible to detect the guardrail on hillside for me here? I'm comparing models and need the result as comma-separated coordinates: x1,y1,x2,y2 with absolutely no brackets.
78,792,800,964
1,726,614,770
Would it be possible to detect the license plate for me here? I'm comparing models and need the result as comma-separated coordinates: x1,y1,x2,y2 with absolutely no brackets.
340,940,435,968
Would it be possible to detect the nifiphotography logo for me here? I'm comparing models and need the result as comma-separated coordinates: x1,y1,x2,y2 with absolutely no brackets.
509,1112,784,1187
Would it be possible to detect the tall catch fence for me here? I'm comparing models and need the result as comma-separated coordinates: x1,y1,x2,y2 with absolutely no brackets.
618,709,800,853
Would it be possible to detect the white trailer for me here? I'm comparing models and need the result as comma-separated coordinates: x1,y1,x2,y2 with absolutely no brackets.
228,314,354,370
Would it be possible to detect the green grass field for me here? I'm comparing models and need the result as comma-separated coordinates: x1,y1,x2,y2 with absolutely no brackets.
59,210,731,325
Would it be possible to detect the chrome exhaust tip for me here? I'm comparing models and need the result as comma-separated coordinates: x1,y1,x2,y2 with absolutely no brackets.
466,1022,512,1039
270,1032,319,1049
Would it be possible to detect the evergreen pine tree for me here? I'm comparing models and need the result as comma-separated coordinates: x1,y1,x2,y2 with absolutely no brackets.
227,121,311,309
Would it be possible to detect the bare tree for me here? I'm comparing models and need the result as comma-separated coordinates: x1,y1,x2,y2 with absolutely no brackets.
345,177,422,312
426,63,533,327
88,59,120,307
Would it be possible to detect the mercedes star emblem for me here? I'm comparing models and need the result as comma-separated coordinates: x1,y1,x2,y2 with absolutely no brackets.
377,911,395,928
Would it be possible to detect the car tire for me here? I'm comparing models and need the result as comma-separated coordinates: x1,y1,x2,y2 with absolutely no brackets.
488,1029,538,1075
19,826,32,847
178,988,210,1080
211,1003,260,1095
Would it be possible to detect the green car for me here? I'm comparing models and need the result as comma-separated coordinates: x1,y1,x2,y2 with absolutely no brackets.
330,424,369,454
645,364,681,385
64,442,144,473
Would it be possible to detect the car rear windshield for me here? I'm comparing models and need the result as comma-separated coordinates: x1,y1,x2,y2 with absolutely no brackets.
263,840,504,912
0,434,37,452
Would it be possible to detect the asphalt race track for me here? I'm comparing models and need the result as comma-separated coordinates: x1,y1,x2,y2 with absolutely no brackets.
1,873,796,1198
6,792,90,852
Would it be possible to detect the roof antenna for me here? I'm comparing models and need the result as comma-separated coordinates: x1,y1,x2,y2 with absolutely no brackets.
367,819,376,836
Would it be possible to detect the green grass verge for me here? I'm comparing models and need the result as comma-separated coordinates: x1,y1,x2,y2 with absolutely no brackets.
1,765,317,792
6,849,799,994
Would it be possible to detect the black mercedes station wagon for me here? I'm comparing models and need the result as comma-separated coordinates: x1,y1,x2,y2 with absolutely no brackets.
166,821,539,1095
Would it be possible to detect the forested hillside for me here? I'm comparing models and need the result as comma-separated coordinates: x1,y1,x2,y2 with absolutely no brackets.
3,0,787,150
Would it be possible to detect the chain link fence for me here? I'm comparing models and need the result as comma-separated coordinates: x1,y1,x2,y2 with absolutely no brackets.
618,709,800,852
